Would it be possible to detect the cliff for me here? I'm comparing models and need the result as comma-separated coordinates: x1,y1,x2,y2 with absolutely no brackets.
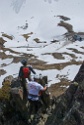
0,61,84,125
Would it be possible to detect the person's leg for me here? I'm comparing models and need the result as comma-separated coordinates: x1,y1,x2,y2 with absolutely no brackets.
21,78,28,100
34,101,39,113
27,99,35,123
28,99,34,114
35,100,43,114
33,100,43,120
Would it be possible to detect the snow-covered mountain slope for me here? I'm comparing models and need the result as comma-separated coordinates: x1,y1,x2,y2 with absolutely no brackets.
0,0,84,87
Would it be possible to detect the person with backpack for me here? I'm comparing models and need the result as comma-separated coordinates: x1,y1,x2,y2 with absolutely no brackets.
18,59,36,100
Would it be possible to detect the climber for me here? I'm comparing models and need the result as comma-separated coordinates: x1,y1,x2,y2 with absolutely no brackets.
18,59,36,100
18,59,36,81
27,75,48,118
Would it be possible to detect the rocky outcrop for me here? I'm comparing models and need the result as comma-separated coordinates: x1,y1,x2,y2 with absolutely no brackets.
73,61,84,83
0,61,84,125
0,75,51,125
44,61,84,125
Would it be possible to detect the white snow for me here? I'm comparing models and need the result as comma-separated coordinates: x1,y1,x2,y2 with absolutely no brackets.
0,0,84,87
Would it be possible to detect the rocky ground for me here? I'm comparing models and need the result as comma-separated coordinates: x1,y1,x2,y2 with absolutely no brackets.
0,61,84,125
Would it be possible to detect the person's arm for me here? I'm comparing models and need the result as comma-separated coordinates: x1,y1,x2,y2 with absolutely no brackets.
39,86,47,96
18,66,23,78
42,86,47,91
28,65,36,74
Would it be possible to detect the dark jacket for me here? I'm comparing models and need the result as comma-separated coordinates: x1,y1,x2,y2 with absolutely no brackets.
18,65,36,78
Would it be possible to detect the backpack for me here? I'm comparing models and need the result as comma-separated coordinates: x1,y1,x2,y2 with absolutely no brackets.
22,67,30,78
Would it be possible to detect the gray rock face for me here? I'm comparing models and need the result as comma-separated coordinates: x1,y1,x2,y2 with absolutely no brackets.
44,62,84,125
73,61,84,83
0,62,84,125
